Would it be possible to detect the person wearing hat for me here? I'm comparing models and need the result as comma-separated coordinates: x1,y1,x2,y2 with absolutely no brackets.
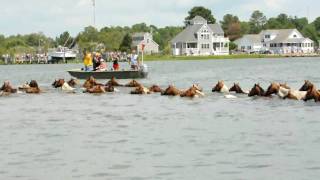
96,57,107,71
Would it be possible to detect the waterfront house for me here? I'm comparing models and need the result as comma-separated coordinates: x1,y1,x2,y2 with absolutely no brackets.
132,32,159,54
234,29,314,54
171,16,230,56
233,34,262,53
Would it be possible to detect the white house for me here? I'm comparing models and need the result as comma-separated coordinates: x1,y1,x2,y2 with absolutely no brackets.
234,29,314,54
171,16,230,56
233,34,262,53
132,32,159,54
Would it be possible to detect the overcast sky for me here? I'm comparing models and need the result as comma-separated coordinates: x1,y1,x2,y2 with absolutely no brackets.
0,0,318,37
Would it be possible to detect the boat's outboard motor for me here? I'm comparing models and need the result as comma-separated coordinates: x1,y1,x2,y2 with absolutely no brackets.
140,64,148,77
140,64,148,73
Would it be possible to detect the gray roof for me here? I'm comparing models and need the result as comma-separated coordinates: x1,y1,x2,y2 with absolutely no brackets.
191,16,207,23
264,29,295,43
208,24,224,35
235,34,261,43
171,23,224,43
171,24,202,43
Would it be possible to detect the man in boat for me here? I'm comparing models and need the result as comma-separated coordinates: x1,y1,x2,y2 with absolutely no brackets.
83,49,93,71
130,50,139,70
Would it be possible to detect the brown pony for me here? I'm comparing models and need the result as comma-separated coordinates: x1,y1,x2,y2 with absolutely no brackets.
180,84,204,98
106,77,123,87
52,79,65,88
149,85,163,93
299,80,313,91
304,84,320,102
67,78,79,87
83,76,102,89
26,80,41,94
104,85,115,92
161,85,182,96
248,84,265,97
125,80,141,87
229,83,246,94
85,85,106,94
265,82,290,97
212,80,229,93
0,81,17,93
130,84,150,94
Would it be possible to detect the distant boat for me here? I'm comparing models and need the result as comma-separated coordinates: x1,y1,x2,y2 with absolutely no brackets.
48,46,77,62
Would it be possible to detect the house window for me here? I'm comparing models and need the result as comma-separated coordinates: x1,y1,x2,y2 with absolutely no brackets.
293,34,297,38
265,35,270,39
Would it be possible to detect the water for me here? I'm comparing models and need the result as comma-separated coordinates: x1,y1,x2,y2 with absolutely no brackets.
0,58,320,180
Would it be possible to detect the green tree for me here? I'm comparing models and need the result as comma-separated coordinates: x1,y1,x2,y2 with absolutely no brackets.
131,23,150,33
291,16,308,31
302,24,319,46
313,17,320,31
185,6,216,25
249,10,267,33
153,26,183,52
240,21,250,35
229,42,237,50
119,33,132,52
55,31,74,47
266,17,282,29
221,14,239,32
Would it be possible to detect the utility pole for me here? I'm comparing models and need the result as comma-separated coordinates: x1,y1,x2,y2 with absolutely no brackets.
92,0,96,27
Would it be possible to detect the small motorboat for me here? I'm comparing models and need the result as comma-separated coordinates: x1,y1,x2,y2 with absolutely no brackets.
68,64,148,79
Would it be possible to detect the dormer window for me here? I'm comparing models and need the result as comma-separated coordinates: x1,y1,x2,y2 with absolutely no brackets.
265,35,270,39
293,34,297,38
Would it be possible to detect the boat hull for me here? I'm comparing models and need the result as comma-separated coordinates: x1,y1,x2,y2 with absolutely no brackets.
67,69,148,79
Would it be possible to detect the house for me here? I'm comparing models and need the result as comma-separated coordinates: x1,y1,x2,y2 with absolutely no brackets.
171,16,230,56
233,34,262,53
234,29,314,54
132,32,159,54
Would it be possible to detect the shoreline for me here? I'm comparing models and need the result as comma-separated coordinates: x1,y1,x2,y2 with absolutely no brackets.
0,54,319,65
143,54,320,61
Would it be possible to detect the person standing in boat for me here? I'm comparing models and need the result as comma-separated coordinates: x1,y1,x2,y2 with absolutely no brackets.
83,49,93,71
130,50,139,70
113,58,120,71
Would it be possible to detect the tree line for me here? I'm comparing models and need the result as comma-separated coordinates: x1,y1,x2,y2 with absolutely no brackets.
1,6,320,57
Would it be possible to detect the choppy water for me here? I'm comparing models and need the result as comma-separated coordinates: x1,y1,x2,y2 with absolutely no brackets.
0,58,320,180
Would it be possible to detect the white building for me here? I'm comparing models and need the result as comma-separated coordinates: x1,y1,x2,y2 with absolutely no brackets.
234,29,314,54
132,32,159,54
171,16,230,56
233,34,262,53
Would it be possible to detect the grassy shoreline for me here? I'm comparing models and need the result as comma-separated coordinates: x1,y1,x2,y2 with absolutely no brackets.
143,54,283,61
0,54,319,65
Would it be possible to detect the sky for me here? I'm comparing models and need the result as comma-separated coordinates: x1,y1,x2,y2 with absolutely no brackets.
0,0,318,37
